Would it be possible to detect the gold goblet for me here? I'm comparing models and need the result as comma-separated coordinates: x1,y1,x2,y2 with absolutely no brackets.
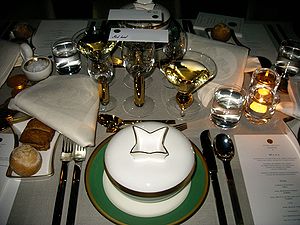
121,42,156,117
160,51,217,120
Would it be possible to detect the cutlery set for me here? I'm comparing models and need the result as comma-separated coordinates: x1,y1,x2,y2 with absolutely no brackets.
52,120,243,224
200,130,244,225
52,136,87,225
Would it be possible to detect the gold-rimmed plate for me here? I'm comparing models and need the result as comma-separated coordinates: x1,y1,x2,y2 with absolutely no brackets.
85,136,209,224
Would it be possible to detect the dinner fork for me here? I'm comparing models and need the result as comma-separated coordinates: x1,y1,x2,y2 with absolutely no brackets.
52,136,73,225
66,143,87,225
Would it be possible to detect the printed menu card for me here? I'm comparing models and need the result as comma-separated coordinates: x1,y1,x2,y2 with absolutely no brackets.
234,133,300,225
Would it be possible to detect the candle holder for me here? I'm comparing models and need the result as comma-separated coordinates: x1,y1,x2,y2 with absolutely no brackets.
249,67,281,91
244,84,279,124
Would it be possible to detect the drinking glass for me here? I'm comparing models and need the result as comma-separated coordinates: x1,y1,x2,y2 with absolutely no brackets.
210,85,246,129
87,55,117,112
121,42,156,117
159,19,188,88
274,39,300,93
162,19,188,61
160,50,217,120
51,37,81,75
72,22,119,112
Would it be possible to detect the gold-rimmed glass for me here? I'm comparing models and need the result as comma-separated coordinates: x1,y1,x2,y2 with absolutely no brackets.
72,22,119,112
160,50,217,120
121,42,156,117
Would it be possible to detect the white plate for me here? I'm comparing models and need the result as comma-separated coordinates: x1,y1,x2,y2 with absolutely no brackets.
103,170,191,217
6,119,59,179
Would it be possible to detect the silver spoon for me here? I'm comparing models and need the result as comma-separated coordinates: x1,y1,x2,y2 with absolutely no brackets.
213,133,244,225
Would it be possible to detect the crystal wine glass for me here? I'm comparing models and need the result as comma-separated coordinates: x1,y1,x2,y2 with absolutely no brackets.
72,21,119,112
122,42,156,117
87,55,117,112
160,50,217,120
160,19,188,88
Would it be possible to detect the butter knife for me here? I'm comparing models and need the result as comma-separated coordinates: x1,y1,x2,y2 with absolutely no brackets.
200,130,228,225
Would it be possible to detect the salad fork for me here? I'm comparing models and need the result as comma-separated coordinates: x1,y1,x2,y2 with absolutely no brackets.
66,143,87,225
52,136,74,225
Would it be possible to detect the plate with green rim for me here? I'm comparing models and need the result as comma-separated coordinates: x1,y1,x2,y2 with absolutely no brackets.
85,136,209,225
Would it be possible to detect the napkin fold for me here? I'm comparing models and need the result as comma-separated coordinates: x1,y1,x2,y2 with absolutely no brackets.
276,76,300,120
0,40,20,88
8,74,99,147
187,33,250,107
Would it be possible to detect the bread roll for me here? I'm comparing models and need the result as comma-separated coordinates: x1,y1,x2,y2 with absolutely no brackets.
20,118,55,151
9,144,42,177
26,118,55,135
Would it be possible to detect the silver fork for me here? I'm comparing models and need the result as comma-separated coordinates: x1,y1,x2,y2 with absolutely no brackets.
66,143,87,225
52,136,74,225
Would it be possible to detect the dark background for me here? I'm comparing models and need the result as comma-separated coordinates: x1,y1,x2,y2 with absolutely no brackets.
2,0,295,21
1,0,298,37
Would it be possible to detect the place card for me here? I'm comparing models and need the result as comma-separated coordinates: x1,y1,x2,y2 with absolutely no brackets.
234,132,300,225
109,28,168,43
108,9,162,21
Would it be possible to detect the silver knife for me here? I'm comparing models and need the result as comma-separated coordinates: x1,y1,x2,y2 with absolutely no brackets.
200,130,228,225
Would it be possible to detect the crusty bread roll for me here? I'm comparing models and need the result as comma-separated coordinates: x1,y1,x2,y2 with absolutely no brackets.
9,144,42,177
26,118,55,135
20,118,55,151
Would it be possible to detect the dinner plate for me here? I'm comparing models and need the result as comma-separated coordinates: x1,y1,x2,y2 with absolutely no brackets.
85,136,209,225
6,119,59,179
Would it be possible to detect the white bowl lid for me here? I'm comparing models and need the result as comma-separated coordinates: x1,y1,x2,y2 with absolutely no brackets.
104,122,195,196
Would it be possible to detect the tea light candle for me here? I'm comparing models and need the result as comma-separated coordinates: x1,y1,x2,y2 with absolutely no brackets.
252,68,280,91
249,88,271,114
249,101,267,114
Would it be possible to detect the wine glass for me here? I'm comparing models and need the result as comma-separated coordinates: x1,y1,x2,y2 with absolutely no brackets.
121,42,156,117
160,50,217,120
87,55,117,112
163,19,188,60
72,22,119,112
159,19,188,88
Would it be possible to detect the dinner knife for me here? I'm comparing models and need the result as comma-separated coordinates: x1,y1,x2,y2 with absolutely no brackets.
200,130,228,225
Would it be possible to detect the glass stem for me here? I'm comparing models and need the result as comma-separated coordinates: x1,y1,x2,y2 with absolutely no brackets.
134,73,145,107
98,76,110,106
180,109,186,117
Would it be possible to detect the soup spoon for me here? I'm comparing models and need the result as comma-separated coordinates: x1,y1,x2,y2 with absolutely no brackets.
213,133,244,225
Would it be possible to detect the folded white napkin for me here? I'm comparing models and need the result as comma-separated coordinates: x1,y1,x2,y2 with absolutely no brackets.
187,33,250,107
276,76,300,120
0,40,20,88
8,74,99,147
